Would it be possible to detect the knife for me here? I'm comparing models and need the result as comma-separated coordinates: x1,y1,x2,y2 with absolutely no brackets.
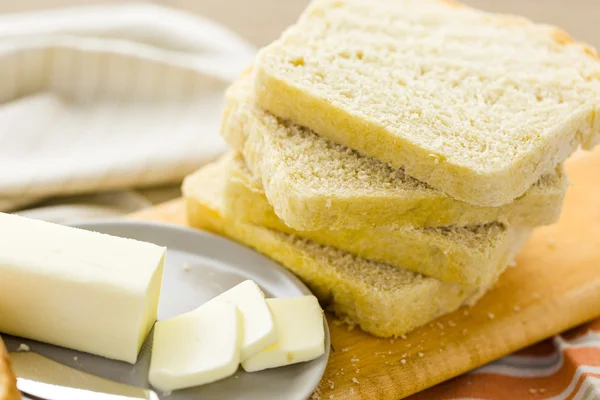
17,378,159,400
10,352,159,400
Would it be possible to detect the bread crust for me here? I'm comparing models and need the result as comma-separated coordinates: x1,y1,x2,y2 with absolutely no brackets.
223,73,568,230
0,338,20,400
440,0,599,59
221,151,532,287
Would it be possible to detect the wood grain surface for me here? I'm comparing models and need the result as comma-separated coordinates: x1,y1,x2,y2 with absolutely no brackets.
132,147,600,399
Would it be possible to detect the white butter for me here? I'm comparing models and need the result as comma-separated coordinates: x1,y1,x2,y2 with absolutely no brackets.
207,280,276,360
148,301,243,391
242,296,325,372
0,213,165,364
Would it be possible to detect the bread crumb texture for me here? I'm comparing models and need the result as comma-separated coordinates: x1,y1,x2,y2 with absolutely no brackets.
223,73,568,230
223,151,531,286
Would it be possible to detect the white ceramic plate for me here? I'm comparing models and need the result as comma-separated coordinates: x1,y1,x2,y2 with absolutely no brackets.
4,220,330,400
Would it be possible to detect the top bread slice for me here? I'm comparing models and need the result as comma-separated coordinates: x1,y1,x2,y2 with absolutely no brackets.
254,0,600,206
222,72,568,231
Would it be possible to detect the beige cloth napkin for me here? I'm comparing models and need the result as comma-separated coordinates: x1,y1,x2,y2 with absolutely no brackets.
0,3,255,222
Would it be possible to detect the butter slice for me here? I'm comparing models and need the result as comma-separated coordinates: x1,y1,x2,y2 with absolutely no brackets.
208,280,276,360
242,296,325,372
148,301,243,391
0,213,165,364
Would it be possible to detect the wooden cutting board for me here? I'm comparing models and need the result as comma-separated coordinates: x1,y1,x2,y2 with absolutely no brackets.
132,147,600,399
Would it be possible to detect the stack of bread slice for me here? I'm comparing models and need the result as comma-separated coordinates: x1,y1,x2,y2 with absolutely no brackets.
183,0,600,337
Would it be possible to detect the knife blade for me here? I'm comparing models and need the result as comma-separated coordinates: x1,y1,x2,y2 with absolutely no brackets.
10,352,159,400
17,378,159,400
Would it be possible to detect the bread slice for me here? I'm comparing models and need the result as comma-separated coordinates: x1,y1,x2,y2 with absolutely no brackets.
219,151,530,286
254,0,600,206
223,73,568,231
182,161,526,337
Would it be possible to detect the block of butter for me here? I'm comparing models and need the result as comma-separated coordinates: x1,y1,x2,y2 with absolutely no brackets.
242,296,325,372
207,280,276,360
0,213,165,364
148,300,243,392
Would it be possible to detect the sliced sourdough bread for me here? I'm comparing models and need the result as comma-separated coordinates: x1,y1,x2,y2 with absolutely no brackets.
222,72,568,231
254,0,600,206
219,151,530,287
182,160,526,337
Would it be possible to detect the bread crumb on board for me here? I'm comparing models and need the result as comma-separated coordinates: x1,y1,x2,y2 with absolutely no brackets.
529,388,546,395
17,343,30,352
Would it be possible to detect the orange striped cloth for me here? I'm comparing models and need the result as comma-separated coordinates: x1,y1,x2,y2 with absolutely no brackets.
410,318,600,399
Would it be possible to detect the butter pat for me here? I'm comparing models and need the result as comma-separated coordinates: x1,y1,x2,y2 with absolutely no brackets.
0,213,165,364
242,296,325,372
208,280,276,360
148,301,243,391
